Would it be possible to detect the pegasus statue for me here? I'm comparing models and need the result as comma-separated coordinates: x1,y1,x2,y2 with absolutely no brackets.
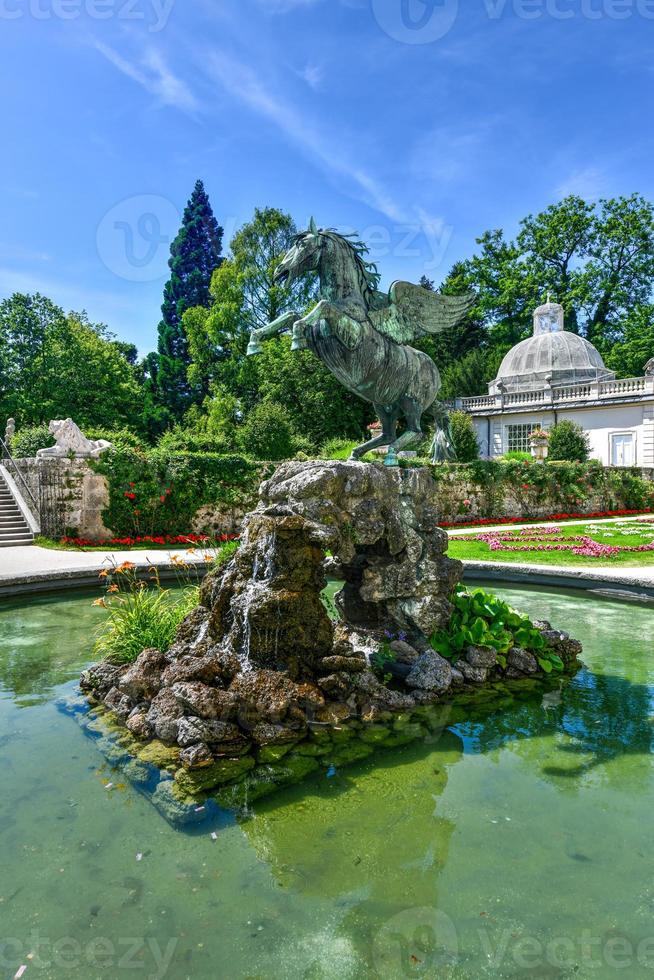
246,219,475,463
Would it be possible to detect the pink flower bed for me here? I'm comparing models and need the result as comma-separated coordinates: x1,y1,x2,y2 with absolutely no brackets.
451,526,654,559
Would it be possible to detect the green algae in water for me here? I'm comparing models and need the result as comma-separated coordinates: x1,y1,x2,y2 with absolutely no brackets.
1,585,654,977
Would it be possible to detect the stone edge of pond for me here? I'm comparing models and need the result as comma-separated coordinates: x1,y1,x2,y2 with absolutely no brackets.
55,666,579,833
463,560,654,602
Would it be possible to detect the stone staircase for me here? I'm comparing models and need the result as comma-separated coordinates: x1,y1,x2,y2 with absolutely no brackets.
0,472,34,547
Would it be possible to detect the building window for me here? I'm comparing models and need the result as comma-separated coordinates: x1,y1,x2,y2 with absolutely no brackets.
506,423,538,454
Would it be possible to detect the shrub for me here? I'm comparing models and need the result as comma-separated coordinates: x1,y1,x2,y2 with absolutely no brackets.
449,411,480,462
9,424,142,458
10,424,53,458
548,420,590,462
93,565,199,664
237,401,297,461
320,437,358,460
501,451,532,462
93,448,266,537
157,427,234,455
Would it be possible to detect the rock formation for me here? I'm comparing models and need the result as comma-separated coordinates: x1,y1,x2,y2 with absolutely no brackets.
79,460,582,817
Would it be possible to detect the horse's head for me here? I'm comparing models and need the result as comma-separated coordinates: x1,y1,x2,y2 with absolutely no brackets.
274,217,323,286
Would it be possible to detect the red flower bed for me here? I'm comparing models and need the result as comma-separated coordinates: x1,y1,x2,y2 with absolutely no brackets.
60,533,239,549
440,508,654,529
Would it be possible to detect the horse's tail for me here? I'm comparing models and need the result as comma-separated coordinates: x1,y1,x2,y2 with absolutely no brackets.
424,401,457,464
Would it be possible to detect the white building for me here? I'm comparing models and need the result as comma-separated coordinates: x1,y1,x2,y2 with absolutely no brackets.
453,301,654,467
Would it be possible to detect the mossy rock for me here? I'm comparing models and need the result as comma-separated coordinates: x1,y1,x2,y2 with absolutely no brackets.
123,759,158,788
137,740,181,770
174,755,255,796
330,725,355,745
79,716,108,739
307,727,333,745
256,742,296,764
96,737,132,768
214,777,279,810
329,741,374,766
294,740,332,757
152,780,215,828
390,720,425,739
359,725,392,745
391,712,416,728
268,753,320,783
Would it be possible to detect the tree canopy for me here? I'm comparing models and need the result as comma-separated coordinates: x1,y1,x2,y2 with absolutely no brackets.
0,293,144,430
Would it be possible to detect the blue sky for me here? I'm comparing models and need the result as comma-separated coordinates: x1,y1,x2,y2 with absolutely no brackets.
1,0,653,353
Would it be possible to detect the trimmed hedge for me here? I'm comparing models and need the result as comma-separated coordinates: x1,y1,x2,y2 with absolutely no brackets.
92,448,270,537
62,449,654,538
422,459,654,520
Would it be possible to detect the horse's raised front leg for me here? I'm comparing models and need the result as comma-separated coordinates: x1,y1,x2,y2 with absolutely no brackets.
351,405,398,460
247,310,298,356
297,299,363,350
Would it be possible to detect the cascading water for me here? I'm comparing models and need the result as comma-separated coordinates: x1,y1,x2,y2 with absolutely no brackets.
239,531,278,670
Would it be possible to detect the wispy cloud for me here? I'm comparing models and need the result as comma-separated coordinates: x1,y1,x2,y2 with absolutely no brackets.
92,41,199,115
555,166,606,200
294,61,324,90
204,50,421,225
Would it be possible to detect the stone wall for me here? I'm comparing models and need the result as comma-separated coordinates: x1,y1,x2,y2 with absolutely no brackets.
12,456,654,540
430,464,654,525
14,458,112,540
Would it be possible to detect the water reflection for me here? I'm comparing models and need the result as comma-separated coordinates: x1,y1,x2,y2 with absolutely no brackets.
0,585,653,978
0,592,102,705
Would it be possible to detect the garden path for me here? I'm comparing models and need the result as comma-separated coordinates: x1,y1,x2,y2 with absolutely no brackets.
0,546,216,597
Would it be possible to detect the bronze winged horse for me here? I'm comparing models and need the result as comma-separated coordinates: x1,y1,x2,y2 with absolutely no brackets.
246,220,475,462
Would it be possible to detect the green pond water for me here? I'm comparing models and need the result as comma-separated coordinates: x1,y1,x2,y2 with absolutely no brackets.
1,585,653,979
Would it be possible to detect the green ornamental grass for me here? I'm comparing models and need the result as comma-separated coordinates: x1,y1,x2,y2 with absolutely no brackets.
94,564,200,664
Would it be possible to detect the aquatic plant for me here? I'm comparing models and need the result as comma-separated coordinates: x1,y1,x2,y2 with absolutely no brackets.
430,586,564,673
93,563,199,664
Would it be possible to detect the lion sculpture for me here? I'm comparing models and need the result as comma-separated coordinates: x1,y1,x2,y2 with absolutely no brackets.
36,420,112,459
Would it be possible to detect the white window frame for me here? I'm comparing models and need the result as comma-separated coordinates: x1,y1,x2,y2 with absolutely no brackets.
504,421,540,455
609,431,637,468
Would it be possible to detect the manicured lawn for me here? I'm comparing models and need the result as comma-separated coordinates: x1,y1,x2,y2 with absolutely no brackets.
448,520,654,566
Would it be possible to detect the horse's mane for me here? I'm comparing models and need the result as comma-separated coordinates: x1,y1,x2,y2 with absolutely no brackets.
295,227,381,306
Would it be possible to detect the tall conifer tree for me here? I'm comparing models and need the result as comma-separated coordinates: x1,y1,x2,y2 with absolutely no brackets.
155,179,223,420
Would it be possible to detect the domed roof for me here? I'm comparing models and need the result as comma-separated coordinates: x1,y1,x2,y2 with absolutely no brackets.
489,300,614,393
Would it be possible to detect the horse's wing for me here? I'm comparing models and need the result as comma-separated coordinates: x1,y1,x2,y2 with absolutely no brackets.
372,281,475,343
